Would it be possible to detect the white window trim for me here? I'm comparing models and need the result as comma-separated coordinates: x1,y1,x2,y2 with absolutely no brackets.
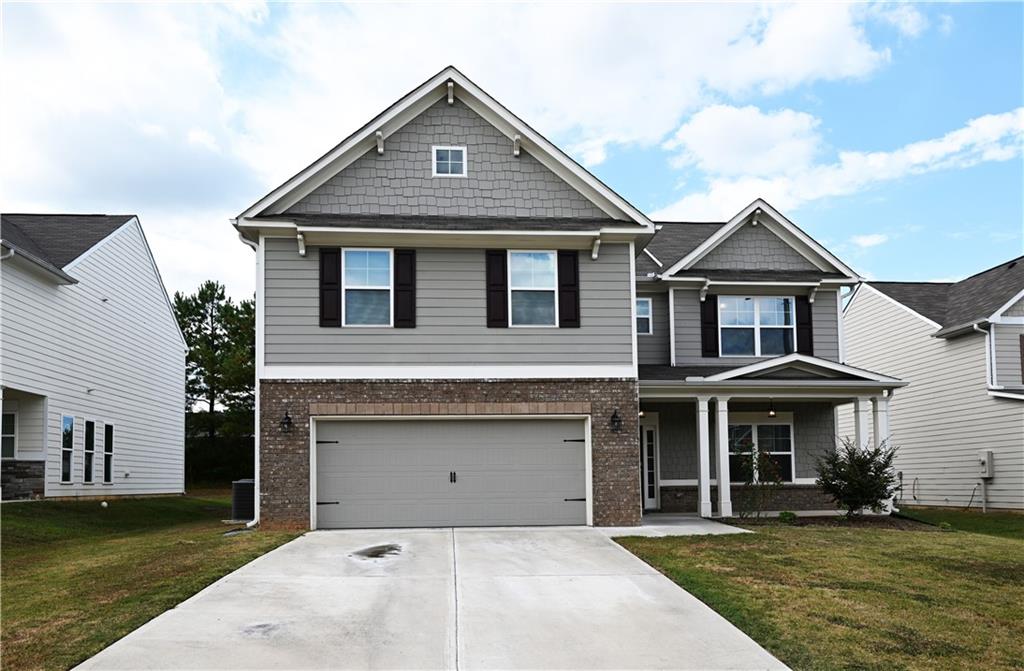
727,417,796,484
507,250,559,328
431,145,468,178
102,423,114,485
60,415,74,484
341,247,394,327
83,419,96,485
1,411,17,461
719,295,797,357
636,297,653,335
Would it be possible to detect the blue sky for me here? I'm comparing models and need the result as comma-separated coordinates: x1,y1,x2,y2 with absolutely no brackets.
2,2,1021,297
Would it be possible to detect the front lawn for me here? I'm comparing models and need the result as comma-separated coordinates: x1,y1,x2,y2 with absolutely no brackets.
1,494,298,671
898,506,1024,540
618,517,1024,671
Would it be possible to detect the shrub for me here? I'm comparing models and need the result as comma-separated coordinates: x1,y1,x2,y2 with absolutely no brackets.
816,438,898,518
736,449,784,519
778,511,798,525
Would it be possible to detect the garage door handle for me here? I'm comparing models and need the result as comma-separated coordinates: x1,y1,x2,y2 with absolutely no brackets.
563,438,585,443
317,501,339,505
564,497,585,502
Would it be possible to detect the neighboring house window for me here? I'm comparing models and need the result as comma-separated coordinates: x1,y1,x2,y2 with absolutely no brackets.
719,296,795,356
509,251,557,326
1,413,15,460
636,298,653,335
84,421,95,484
343,249,393,326
728,422,794,483
61,415,74,483
432,146,466,177
103,424,114,484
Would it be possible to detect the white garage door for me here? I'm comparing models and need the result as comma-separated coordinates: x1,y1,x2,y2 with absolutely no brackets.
314,418,587,528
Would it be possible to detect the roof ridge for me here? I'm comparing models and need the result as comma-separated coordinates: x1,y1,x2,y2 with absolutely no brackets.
950,254,1024,284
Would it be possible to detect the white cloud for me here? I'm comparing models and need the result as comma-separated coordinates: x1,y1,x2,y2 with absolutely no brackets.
664,105,821,176
654,108,1024,220
870,3,929,38
0,3,924,298
851,233,889,249
938,14,955,36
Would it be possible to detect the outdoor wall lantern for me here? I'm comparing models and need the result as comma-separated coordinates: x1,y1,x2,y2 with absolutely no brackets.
610,408,624,433
279,410,294,434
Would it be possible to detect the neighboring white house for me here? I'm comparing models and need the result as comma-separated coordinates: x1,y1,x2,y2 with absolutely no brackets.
1,214,186,499
838,257,1024,511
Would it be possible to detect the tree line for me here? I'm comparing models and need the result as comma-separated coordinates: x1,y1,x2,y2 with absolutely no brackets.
173,281,255,485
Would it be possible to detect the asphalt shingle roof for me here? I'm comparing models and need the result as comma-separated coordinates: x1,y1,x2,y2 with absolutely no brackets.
1,214,135,269
636,222,723,275
869,255,1024,335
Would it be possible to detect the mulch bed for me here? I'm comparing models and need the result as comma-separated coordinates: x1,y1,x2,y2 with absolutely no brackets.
729,514,938,531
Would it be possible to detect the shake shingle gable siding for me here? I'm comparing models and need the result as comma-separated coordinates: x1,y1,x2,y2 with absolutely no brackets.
285,98,611,220
691,222,819,272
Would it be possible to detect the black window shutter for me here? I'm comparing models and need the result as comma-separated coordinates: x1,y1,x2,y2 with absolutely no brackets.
394,249,416,328
485,250,508,328
795,295,814,355
557,250,580,328
319,247,341,327
700,295,719,357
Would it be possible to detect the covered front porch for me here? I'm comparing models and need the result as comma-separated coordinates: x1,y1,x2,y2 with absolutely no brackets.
638,354,905,518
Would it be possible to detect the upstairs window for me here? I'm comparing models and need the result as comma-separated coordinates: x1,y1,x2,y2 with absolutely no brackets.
103,424,114,484
719,296,795,357
61,416,74,483
433,146,466,177
636,298,653,335
509,251,557,326
84,421,95,484
343,249,393,326
1,413,15,460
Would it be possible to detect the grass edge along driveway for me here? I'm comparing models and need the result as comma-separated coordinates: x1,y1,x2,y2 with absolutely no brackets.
617,516,1024,671
2,494,298,671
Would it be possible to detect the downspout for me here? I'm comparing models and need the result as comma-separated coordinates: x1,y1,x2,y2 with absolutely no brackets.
0,248,14,261
238,231,261,528
973,324,998,389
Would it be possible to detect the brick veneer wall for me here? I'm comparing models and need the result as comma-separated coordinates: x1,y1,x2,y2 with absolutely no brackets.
1,460,44,500
259,378,640,529
660,484,836,514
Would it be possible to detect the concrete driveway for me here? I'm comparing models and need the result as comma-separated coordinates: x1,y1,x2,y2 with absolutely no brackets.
77,527,786,670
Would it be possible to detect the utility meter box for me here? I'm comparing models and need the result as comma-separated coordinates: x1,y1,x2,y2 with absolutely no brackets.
978,450,994,479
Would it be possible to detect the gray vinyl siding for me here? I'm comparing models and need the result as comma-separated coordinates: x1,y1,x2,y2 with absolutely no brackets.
287,98,609,220
263,238,633,366
0,222,186,497
641,401,835,480
992,324,1024,387
692,223,819,271
1003,295,1024,317
637,291,670,365
672,288,841,366
837,289,1024,510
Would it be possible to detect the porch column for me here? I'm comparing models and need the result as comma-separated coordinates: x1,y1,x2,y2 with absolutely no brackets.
872,396,890,448
853,397,871,449
714,397,732,518
696,396,713,517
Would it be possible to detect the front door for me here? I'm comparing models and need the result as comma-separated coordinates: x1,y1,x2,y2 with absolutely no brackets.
640,418,660,510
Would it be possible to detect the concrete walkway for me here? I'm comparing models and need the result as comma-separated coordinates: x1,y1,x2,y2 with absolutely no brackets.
76,527,786,670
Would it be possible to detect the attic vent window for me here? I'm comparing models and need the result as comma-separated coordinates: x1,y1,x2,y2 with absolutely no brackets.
433,146,466,177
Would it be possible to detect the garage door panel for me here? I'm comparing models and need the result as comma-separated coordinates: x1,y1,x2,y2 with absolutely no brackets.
315,419,586,528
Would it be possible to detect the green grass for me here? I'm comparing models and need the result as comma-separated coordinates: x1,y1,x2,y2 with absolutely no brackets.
1,494,298,671
898,506,1024,540
618,519,1024,671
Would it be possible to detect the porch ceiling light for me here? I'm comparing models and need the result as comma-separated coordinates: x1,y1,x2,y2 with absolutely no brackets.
768,399,777,418
610,408,624,433
279,410,294,434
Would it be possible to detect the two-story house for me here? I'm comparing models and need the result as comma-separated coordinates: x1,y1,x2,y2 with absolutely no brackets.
234,67,904,529
1,214,186,500
838,259,1024,511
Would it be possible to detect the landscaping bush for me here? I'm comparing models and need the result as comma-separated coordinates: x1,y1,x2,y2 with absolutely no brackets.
816,438,898,517
778,511,798,525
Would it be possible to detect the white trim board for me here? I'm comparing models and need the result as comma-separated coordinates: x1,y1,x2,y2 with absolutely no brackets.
261,364,637,380
308,414,594,529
